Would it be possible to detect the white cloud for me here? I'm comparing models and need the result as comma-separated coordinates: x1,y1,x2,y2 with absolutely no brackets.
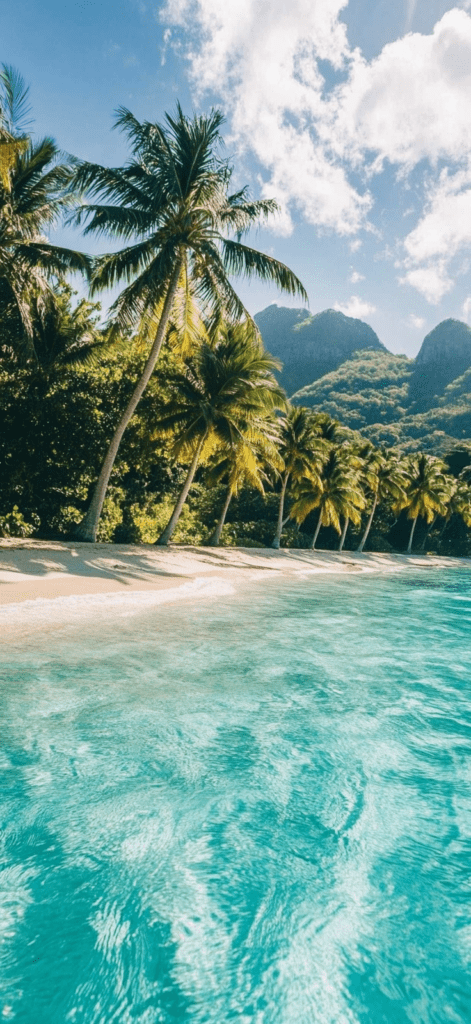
409,314,425,329
333,295,376,319
399,263,453,304
349,239,362,253
349,270,364,283
161,2,471,294
334,9,471,170
399,164,471,301
462,296,471,321
161,0,371,234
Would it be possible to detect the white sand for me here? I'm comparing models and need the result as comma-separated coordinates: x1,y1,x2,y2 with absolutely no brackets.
0,539,469,609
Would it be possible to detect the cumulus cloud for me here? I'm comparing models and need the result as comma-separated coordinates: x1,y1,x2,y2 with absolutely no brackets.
400,164,471,300
462,296,471,320
409,314,425,329
334,9,471,170
333,295,376,319
161,2,471,297
399,263,453,304
349,270,364,283
161,0,371,234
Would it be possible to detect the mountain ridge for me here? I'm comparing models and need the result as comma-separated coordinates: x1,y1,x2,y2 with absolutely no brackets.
255,305,471,453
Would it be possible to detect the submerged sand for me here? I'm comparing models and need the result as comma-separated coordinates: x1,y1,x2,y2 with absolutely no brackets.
0,539,469,608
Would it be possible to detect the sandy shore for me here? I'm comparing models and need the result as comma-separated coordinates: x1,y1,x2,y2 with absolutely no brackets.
0,539,469,608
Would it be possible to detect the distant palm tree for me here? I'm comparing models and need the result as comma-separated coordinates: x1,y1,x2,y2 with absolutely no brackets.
292,447,365,550
428,476,471,546
402,454,451,554
357,449,409,553
271,406,328,548
206,423,282,546
0,67,89,363
70,105,307,541
153,324,286,545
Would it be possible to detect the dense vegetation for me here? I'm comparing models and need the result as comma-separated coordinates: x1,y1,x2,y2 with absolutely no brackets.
290,331,471,454
1,67,471,556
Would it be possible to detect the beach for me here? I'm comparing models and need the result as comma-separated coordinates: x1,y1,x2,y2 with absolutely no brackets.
1,539,470,608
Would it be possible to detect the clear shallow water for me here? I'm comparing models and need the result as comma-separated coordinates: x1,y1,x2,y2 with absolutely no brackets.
1,569,471,1024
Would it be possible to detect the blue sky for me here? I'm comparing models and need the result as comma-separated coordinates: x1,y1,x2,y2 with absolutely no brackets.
3,0,471,355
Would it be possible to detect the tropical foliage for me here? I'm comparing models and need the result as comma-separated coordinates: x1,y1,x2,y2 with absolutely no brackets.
1,67,471,557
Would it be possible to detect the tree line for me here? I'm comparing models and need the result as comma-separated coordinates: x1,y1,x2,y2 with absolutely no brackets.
1,66,471,555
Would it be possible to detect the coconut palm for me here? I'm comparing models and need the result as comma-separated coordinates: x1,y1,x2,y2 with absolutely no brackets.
429,476,471,546
292,447,365,550
357,449,409,553
0,67,90,363
70,105,307,541
402,454,451,554
271,406,328,548
153,324,286,545
206,422,282,546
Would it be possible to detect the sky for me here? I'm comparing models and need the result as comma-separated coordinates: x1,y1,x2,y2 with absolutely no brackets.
3,0,471,355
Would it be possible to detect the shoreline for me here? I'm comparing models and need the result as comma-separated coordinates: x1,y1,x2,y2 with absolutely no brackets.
1,540,470,609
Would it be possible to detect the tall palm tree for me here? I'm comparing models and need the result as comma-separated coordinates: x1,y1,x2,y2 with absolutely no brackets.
402,454,451,554
70,105,307,541
357,449,409,553
292,447,365,550
0,67,90,363
271,406,328,548
153,324,286,545
206,422,282,546
429,476,471,546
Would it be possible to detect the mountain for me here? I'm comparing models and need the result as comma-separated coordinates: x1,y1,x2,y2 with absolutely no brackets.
408,319,471,411
255,305,385,395
256,306,471,454
291,350,414,429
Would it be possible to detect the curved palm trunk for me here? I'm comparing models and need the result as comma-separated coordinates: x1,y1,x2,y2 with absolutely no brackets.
420,512,437,550
156,433,207,546
271,471,289,549
406,515,418,554
338,516,349,552
73,261,182,542
357,492,378,553
310,509,323,550
207,486,233,546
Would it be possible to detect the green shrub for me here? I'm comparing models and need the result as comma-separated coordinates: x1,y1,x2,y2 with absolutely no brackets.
0,506,40,538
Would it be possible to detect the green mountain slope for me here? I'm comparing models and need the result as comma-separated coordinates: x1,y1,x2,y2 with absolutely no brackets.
291,350,413,429
409,319,471,411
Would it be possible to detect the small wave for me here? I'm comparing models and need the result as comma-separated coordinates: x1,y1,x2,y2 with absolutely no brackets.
0,576,235,628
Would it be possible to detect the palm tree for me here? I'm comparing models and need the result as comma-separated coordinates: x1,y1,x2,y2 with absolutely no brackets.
292,447,365,550
429,476,471,546
0,67,90,363
70,105,307,542
271,406,328,548
206,422,282,546
402,454,451,554
357,449,409,553
153,324,286,545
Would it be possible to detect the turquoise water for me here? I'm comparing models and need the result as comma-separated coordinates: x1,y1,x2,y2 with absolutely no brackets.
1,569,471,1024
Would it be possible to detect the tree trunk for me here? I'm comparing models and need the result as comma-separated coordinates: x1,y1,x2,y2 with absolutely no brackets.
207,486,233,546
310,510,323,550
406,515,418,554
338,516,349,552
357,492,378,553
156,433,207,546
73,261,182,542
271,472,289,549
420,512,437,550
